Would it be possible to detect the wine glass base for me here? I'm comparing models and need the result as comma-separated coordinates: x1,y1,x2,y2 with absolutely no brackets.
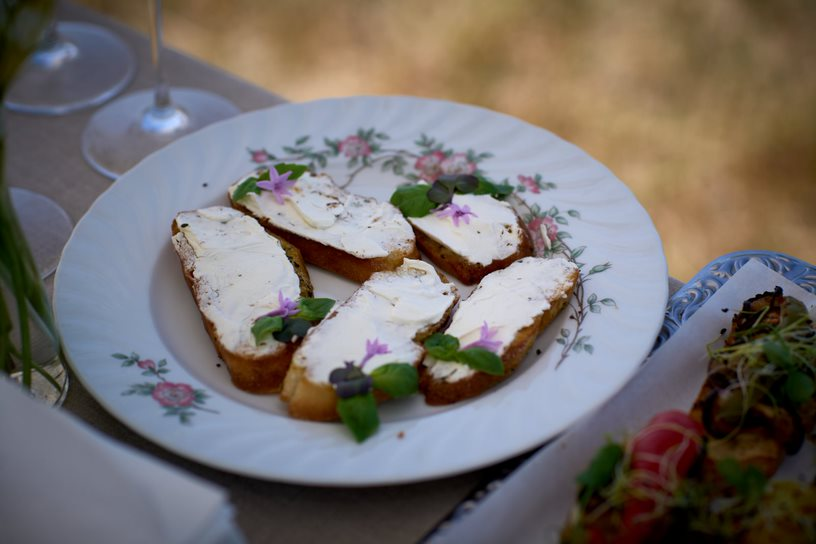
81,88,240,179
4,22,134,115
10,187,74,278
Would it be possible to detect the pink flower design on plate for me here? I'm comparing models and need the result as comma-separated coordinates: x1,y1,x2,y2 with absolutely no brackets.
338,135,372,158
415,150,446,180
529,216,558,250
249,149,270,163
440,153,476,176
152,382,195,407
137,359,156,370
518,174,540,194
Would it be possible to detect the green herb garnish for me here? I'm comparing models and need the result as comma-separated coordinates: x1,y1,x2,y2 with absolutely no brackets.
252,292,334,345
389,174,513,218
424,332,504,375
707,293,816,411
329,339,419,442
232,163,308,202
575,441,625,507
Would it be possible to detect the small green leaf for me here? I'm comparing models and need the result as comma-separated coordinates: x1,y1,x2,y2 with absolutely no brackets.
474,177,512,199
784,371,815,404
427,182,454,205
588,263,612,275
274,162,308,179
424,333,460,361
600,298,617,308
716,458,767,503
390,184,435,217
232,176,261,202
763,339,792,368
337,393,380,443
567,209,581,218
453,175,479,193
295,135,309,145
273,318,312,343
576,442,624,507
560,328,570,338
111,353,129,360
296,297,335,321
251,316,283,344
455,348,504,375
370,363,418,398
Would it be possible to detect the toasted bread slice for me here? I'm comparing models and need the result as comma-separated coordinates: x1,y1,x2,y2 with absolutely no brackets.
229,170,419,283
171,206,313,393
420,257,579,405
407,193,533,285
281,259,459,421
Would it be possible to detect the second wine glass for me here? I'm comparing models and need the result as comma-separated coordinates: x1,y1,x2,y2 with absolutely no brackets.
81,0,240,179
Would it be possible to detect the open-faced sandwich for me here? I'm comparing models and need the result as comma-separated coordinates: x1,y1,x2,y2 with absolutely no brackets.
561,288,816,543
229,163,419,282
420,256,579,405
171,206,333,393
390,174,533,285
281,259,458,432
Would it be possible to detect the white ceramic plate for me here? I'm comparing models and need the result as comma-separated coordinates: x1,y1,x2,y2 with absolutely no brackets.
55,96,667,485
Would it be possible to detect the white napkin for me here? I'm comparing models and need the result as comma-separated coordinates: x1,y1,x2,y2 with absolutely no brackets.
429,259,816,544
0,378,245,544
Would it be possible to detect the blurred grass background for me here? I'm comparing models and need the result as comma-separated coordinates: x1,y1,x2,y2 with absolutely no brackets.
78,0,816,281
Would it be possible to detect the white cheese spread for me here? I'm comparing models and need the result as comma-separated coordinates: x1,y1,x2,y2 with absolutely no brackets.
408,193,524,266
423,257,578,383
292,259,457,384
230,172,415,259
171,206,302,357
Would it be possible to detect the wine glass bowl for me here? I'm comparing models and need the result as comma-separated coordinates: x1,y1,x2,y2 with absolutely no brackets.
4,22,134,115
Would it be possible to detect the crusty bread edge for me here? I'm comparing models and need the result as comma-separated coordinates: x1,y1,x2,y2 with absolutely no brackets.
171,212,313,394
230,196,420,283
420,265,579,405
281,273,460,421
413,215,534,285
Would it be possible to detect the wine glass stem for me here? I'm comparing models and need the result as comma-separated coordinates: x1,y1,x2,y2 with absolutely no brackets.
148,0,170,109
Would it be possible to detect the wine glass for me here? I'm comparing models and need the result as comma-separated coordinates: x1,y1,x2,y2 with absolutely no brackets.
81,0,240,179
4,21,135,115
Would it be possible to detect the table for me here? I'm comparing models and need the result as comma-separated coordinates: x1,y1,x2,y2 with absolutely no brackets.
6,3,497,543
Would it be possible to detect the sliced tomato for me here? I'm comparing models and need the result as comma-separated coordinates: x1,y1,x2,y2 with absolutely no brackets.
617,410,704,543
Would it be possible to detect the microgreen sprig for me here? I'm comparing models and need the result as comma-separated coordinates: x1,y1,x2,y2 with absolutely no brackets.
232,163,309,202
251,292,334,345
424,324,504,376
389,174,512,218
329,339,418,442
707,298,816,409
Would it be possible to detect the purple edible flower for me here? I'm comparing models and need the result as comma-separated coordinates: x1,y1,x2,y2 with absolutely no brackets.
462,321,502,352
435,202,476,227
360,338,391,368
256,169,296,204
264,291,299,319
